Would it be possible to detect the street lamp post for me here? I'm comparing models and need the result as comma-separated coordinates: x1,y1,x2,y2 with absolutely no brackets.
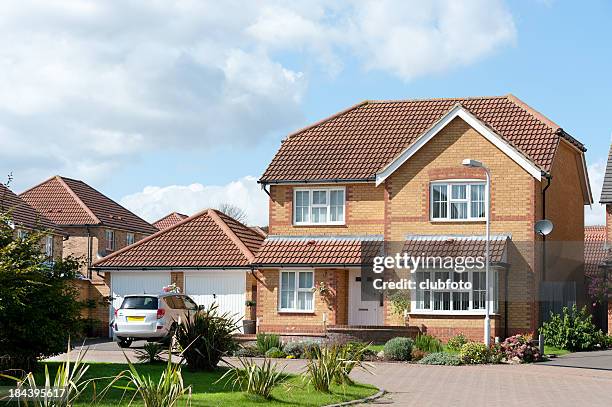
462,159,491,347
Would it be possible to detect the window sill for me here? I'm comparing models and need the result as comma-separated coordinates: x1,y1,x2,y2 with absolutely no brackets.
292,223,346,227
409,311,499,316
278,310,315,314
429,219,486,223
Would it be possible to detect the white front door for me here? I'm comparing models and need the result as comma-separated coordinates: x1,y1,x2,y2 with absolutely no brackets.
109,271,171,337
348,269,383,326
183,271,246,330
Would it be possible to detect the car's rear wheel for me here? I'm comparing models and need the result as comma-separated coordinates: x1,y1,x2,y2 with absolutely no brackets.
117,337,132,348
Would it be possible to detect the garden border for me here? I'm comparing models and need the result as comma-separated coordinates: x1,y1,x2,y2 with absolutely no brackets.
324,388,386,407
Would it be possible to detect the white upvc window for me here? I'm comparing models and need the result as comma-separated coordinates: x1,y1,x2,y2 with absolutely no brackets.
279,270,314,312
45,235,53,258
105,229,115,251
16,229,28,240
126,233,135,246
412,269,498,314
430,181,486,221
293,187,345,225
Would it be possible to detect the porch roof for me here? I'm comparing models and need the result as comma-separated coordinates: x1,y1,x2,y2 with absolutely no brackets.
403,234,511,264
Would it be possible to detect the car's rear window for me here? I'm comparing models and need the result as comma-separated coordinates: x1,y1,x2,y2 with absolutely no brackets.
121,296,158,310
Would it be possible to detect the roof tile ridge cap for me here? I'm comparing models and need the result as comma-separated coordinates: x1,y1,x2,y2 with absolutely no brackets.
92,208,209,267
282,100,369,142
505,94,560,131
367,95,507,104
18,174,61,197
55,176,101,224
67,178,157,233
459,105,548,173
208,209,256,263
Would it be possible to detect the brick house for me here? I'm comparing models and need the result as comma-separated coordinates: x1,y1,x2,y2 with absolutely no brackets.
91,208,264,335
597,146,612,333
254,95,592,342
0,183,66,260
19,175,159,335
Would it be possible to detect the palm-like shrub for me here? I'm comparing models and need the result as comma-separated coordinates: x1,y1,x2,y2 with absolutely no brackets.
256,333,281,354
1,342,92,407
414,334,443,353
303,344,370,392
106,357,191,407
174,303,239,371
135,343,167,364
217,357,285,399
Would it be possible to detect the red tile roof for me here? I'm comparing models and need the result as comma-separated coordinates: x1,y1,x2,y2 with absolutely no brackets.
585,226,608,276
153,212,188,230
253,236,384,266
92,209,264,269
20,176,158,235
0,184,65,235
260,95,585,183
403,235,509,264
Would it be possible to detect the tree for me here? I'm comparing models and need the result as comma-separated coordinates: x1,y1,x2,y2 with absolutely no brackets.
0,213,83,370
216,203,248,224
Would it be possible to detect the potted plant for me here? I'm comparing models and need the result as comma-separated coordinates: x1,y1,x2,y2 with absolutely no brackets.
243,300,257,334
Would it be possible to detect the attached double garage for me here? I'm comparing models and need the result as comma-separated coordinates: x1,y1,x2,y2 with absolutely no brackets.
109,270,249,336
91,208,266,338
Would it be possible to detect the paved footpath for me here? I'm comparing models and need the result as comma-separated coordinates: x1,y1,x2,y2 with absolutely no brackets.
49,341,612,407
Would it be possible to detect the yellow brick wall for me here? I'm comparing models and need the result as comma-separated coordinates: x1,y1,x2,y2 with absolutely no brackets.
269,183,385,235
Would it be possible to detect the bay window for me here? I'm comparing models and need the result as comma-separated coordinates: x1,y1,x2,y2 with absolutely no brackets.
279,270,314,312
430,181,486,221
294,188,345,225
412,269,498,313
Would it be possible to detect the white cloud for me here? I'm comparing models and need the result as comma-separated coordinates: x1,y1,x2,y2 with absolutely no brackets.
0,0,517,188
585,160,606,226
120,176,268,226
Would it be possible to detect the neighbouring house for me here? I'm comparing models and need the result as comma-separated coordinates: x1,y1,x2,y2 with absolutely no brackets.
91,208,264,336
255,95,592,342
597,145,612,334
584,225,609,333
0,183,66,260
19,175,159,336
153,212,188,230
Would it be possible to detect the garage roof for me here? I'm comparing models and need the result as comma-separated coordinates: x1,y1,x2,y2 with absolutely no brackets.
92,208,264,269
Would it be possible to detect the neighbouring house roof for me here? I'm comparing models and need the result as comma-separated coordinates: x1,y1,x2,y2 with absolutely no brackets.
253,235,384,267
20,176,158,235
584,226,608,276
92,209,264,269
260,94,586,184
403,235,511,265
153,212,188,230
0,184,65,235
600,146,612,203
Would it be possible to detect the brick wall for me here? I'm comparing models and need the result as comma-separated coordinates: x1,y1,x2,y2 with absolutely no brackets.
256,268,348,333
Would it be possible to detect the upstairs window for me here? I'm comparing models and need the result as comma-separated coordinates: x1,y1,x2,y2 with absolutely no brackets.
105,229,115,251
430,181,486,221
126,233,135,246
294,188,345,225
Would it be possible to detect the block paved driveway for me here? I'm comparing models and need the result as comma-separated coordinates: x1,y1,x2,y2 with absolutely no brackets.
49,341,612,407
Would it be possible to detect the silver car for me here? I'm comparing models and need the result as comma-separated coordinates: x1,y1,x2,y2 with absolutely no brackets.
112,293,199,348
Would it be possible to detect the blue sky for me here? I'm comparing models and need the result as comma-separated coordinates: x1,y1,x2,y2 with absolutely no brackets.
1,1,611,225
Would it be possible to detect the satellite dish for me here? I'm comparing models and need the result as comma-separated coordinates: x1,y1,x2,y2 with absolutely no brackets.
535,219,553,236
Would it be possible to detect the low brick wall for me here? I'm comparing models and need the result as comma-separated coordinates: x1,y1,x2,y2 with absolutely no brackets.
326,325,420,344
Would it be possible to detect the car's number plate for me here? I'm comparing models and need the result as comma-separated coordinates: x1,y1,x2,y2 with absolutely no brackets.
127,316,145,322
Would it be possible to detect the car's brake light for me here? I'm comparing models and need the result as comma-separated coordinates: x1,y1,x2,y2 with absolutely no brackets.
156,308,165,319
114,309,118,317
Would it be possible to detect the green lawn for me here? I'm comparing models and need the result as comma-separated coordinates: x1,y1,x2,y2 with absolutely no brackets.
35,362,377,407
543,345,570,356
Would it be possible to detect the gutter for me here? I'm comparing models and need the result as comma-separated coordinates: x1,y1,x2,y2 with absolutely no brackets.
258,177,376,186
91,266,253,271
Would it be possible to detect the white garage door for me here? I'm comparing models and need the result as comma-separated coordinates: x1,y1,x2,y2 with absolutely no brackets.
184,271,246,324
110,272,171,336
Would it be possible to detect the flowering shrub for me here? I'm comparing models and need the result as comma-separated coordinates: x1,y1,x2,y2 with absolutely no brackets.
446,333,468,352
459,342,493,364
500,335,541,363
